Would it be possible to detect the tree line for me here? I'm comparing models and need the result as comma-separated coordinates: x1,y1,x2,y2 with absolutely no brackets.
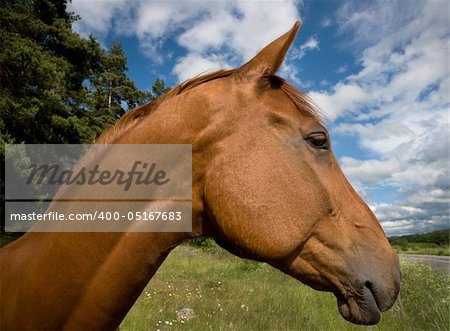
389,229,449,246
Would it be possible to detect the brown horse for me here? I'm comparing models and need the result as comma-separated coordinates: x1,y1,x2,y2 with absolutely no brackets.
0,22,400,329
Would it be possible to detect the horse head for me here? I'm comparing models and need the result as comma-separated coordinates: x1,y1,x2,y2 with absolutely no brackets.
172,22,401,325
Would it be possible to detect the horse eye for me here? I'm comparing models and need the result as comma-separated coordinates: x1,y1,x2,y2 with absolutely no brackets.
307,133,329,150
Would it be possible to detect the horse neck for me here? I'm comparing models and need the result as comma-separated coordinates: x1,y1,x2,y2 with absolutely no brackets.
2,224,186,329
62,101,205,327
2,97,207,329
61,231,184,329
62,95,213,328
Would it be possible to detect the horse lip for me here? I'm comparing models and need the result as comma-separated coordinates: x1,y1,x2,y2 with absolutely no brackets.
364,281,387,312
336,285,382,325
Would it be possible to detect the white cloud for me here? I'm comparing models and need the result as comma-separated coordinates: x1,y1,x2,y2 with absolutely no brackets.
340,157,401,184
335,0,422,48
173,53,231,82
335,65,347,74
309,83,369,120
309,0,449,235
177,12,235,54
300,37,319,51
291,36,319,57
372,200,449,236
69,0,302,82
320,17,332,28
68,0,128,36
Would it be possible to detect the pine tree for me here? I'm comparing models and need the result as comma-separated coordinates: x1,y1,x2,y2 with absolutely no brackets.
0,0,105,144
90,42,151,123
151,78,171,99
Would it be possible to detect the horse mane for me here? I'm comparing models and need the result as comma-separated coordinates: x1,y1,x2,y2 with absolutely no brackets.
96,69,320,144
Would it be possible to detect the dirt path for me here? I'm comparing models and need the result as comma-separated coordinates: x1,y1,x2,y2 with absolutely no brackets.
403,254,450,274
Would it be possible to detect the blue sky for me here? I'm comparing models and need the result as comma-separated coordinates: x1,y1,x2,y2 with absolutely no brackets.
69,0,449,236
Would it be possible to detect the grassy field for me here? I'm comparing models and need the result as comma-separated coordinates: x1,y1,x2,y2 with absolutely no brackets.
121,244,450,331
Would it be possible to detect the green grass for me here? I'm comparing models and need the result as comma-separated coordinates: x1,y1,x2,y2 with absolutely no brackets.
121,244,450,331
392,242,450,256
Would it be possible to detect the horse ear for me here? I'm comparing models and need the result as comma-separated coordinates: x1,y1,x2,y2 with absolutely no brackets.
239,21,301,77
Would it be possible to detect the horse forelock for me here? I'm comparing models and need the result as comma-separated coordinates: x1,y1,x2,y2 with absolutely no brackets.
96,70,321,144
266,75,323,122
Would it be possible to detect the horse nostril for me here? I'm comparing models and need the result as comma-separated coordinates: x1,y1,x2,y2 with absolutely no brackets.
364,281,373,289
364,281,378,299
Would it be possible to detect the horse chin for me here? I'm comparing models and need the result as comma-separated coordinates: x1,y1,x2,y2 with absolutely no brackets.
336,290,381,325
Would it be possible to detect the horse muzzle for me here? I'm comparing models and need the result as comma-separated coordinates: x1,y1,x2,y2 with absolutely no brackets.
336,258,401,325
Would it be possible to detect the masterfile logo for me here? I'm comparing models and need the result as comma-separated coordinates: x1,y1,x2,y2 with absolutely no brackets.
4,144,193,233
